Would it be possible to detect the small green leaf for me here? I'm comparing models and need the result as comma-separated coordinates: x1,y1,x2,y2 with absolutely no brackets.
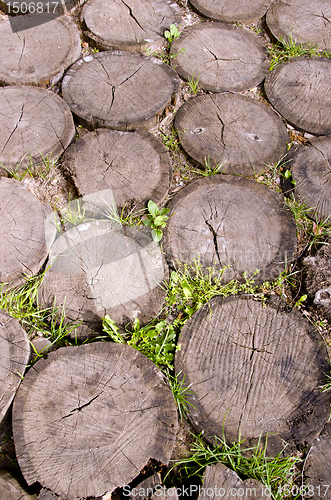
152,228,163,242
284,169,291,179
164,30,170,39
142,219,152,227
148,200,159,217
160,207,170,216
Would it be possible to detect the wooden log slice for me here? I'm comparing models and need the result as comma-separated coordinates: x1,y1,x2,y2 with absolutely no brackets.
12,343,178,500
0,470,36,500
63,129,172,210
189,0,272,23
174,93,289,176
303,422,331,495
199,463,265,499
0,86,75,174
303,245,331,322
0,310,30,423
164,176,297,282
290,136,331,223
170,22,269,93
266,0,331,52
264,58,331,136
175,296,331,450
0,178,47,288
81,0,181,53
62,51,180,131
0,15,81,87
39,220,168,338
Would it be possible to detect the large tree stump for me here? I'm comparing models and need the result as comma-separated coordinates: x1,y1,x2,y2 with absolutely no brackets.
303,422,331,496
264,58,331,136
175,296,331,451
0,86,75,175
174,93,289,176
39,219,168,338
189,0,272,23
289,136,331,223
0,178,47,288
0,310,30,423
63,129,172,210
0,470,36,500
62,51,180,131
164,176,297,282
266,0,331,52
170,22,269,93
12,343,178,500
0,15,81,87
81,0,181,53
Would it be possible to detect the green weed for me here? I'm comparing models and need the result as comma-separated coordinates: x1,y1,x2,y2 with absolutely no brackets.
166,370,195,421
164,24,181,43
192,156,227,177
159,128,181,152
187,74,200,94
142,200,170,242
1,153,56,182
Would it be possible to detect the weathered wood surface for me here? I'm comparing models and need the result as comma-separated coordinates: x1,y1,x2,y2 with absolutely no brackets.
303,422,331,494
82,0,181,52
266,0,331,52
63,129,172,210
199,463,265,500
189,0,272,23
39,220,168,338
264,58,331,136
164,176,297,282
174,93,289,176
12,343,178,500
0,178,47,288
62,51,180,131
175,296,331,451
170,22,269,93
0,310,30,423
0,15,81,87
0,470,36,500
304,245,331,321
0,86,75,174
290,136,331,223
37,489,59,500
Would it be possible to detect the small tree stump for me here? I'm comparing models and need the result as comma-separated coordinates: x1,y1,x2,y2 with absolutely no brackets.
0,15,81,87
290,136,331,223
175,296,331,451
0,470,36,500
189,0,272,23
63,129,172,210
164,176,297,282
303,422,331,495
199,463,265,499
0,310,30,423
266,0,331,52
39,220,168,338
0,178,47,288
0,86,75,174
264,58,331,136
174,93,289,176
62,51,180,131
303,245,331,322
12,343,178,500
170,22,269,93
81,0,181,53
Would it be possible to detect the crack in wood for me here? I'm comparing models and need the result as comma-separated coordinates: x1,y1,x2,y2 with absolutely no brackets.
60,393,101,419
120,0,146,32
1,102,24,154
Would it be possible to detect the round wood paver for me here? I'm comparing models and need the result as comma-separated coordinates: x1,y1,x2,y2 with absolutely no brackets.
175,296,331,450
0,470,36,500
0,86,75,174
39,220,168,338
170,22,269,93
266,0,331,52
290,136,331,223
303,422,331,494
164,176,297,282
189,0,272,23
264,58,331,136
12,343,178,500
174,93,289,176
0,15,81,87
62,51,180,131
63,129,172,209
0,310,30,424
81,0,181,53
0,178,47,288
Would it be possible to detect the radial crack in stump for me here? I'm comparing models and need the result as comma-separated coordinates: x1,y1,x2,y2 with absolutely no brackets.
175,296,331,453
264,58,331,136
0,86,75,175
0,470,36,500
81,0,181,52
189,0,272,23
62,51,180,131
302,422,331,493
170,22,270,93
174,93,289,176
164,176,297,282
63,129,172,210
0,15,81,87
12,343,178,500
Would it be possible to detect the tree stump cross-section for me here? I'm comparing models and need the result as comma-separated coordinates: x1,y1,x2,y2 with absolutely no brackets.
189,0,273,23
